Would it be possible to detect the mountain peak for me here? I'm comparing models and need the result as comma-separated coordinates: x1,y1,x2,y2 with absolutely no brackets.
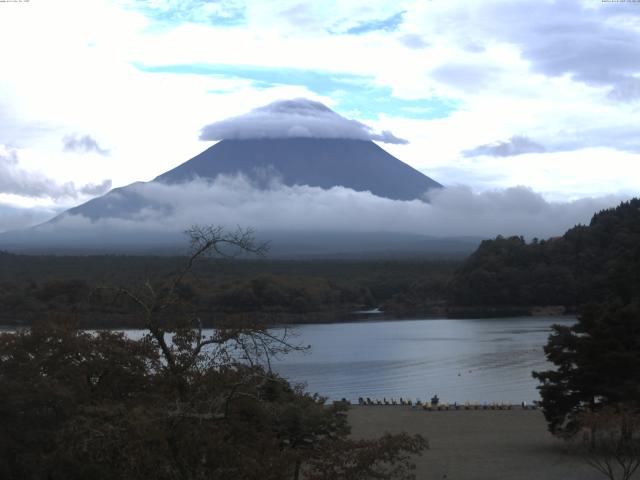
2,101,443,254
155,137,441,201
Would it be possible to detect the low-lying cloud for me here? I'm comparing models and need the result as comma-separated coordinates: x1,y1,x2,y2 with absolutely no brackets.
46,175,627,240
0,203,60,233
63,133,110,155
199,98,409,144
0,146,112,200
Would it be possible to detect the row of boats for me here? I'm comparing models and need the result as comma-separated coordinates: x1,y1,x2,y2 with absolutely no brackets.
352,397,539,410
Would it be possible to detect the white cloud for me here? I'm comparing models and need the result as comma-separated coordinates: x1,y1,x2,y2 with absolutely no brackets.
0,146,112,201
63,134,110,155
0,0,638,213
463,136,547,157
199,98,408,144
46,176,629,240
427,146,640,202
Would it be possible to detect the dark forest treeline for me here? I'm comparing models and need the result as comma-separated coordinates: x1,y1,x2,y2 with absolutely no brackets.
446,198,640,444
514,199,640,444
4,198,639,326
450,198,640,308
0,253,458,326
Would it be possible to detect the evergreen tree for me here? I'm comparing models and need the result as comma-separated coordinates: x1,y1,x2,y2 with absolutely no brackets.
533,301,640,436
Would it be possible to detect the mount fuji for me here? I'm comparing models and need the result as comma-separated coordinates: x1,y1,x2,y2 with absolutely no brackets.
61,136,441,222
0,100,479,257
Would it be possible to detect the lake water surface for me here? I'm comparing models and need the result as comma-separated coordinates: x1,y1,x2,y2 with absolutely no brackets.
0,316,574,404
269,316,575,404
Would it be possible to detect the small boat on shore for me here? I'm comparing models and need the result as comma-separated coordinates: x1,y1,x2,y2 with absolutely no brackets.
351,307,384,315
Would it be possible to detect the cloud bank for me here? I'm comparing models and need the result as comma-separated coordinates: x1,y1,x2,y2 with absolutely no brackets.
0,203,60,233
428,0,640,101
509,1,640,101
0,146,112,200
199,98,408,144
46,175,627,241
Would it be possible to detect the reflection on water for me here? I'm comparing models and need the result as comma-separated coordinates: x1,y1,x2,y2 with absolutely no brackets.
269,317,575,404
1,316,573,404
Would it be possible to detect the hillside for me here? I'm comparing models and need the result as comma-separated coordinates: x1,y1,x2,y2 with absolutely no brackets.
450,198,640,307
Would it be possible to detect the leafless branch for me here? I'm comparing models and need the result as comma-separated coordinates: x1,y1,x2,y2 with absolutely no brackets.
578,407,640,480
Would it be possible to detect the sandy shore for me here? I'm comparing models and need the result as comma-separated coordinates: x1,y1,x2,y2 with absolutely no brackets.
348,406,623,480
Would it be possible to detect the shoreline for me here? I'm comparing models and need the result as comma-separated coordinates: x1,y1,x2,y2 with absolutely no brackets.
0,306,575,329
349,402,537,410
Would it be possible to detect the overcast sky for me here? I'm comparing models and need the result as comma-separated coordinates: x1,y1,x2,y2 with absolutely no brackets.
1,0,639,233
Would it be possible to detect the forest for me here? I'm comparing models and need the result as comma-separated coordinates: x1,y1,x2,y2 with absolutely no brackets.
1,198,639,328
0,252,457,327
450,198,640,309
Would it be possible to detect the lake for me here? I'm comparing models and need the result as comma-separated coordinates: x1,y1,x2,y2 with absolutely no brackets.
0,316,574,404
268,316,575,404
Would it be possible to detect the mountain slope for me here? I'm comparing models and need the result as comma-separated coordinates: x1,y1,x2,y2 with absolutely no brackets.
155,138,441,201
0,135,451,257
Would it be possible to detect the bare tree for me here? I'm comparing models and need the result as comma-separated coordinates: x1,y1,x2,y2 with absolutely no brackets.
577,407,640,480
115,225,304,411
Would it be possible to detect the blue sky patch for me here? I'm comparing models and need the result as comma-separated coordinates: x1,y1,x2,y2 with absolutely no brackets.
345,11,405,35
127,0,246,27
335,88,460,121
133,62,460,120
